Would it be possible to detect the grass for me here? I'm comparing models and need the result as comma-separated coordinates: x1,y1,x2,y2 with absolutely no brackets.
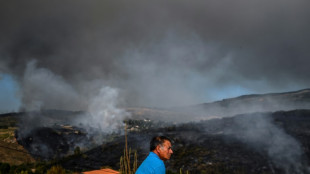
0,115,35,165
120,123,138,174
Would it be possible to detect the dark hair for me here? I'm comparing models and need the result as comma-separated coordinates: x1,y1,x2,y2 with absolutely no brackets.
150,136,172,151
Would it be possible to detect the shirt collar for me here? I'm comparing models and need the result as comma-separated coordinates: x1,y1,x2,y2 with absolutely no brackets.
150,151,161,160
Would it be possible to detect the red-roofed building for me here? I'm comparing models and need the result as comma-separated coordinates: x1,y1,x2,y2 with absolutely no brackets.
83,168,120,174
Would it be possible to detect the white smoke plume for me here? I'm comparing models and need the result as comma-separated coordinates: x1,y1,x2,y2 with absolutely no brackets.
21,60,130,134
76,86,130,133
224,114,310,174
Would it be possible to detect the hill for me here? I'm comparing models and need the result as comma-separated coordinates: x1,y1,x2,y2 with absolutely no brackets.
1,88,310,173
59,109,310,174
164,88,310,121
0,113,35,165
198,88,310,115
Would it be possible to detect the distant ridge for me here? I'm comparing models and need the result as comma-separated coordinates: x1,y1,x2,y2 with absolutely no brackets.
180,88,310,117
220,88,310,101
127,89,310,122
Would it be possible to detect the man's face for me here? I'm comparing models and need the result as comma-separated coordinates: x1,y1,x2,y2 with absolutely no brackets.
158,140,173,161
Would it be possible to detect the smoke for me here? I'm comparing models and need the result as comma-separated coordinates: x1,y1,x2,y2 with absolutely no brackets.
15,60,130,158
1,0,310,111
20,60,130,136
22,60,82,111
75,86,130,133
1,0,310,168
224,114,309,174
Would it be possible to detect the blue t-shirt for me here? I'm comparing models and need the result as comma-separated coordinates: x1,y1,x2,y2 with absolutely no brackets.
135,152,165,174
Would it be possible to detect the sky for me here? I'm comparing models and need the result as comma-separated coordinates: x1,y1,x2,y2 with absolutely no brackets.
0,0,310,113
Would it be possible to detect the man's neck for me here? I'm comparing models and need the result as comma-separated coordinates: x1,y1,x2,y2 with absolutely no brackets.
152,150,159,156
152,150,163,161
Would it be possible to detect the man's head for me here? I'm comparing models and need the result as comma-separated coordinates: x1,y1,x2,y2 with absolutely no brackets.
150,136,173,161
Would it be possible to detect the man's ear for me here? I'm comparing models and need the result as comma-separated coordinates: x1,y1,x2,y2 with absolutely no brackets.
155,145,161,152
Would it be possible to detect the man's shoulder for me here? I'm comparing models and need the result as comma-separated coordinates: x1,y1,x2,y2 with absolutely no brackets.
145,152,164,165
135,152,165,174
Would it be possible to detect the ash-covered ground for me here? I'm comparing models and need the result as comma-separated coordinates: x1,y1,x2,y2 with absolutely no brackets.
9,89,310,174
12,109,310,174
58,110,310,174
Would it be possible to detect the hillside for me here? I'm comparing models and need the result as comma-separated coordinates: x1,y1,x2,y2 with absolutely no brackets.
59,109,310,174
166,88,310,120
199,88,310,115
0,89,310,173
0,113,35,165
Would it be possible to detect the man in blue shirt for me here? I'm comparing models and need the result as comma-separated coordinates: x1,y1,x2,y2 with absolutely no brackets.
135,136,173,174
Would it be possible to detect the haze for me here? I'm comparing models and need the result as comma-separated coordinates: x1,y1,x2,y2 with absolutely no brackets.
0,0,310,112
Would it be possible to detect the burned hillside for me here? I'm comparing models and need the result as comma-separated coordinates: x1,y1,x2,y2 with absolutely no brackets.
2,89,310,173
56,109,310,174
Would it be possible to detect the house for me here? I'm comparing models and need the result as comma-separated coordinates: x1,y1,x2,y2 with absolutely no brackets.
83,168,120,174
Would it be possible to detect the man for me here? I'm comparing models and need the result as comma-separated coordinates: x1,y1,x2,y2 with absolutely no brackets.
135,136,173,174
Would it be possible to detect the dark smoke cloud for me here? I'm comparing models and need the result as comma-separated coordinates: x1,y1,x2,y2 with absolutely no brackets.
2,2,310,171
1,0,310,110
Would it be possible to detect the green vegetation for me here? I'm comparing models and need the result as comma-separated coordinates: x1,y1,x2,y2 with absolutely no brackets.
46,165,66,174
0,162,75,174
0,162,32,174
73,146,81,156
0,115,17,129
0,115,17,143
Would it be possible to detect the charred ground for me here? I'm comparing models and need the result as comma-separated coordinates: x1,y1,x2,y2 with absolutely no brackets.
56,109,310,174
1,89,310,173
8,109,309,173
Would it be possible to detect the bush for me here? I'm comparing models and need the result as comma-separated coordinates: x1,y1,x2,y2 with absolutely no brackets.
0,125,8,129
46,165,66,174
34,163,48,174
74,146,81,155
9,163,31,174
0,163,10,174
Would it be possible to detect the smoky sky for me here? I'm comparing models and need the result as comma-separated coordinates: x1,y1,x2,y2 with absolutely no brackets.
1,0,310,110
